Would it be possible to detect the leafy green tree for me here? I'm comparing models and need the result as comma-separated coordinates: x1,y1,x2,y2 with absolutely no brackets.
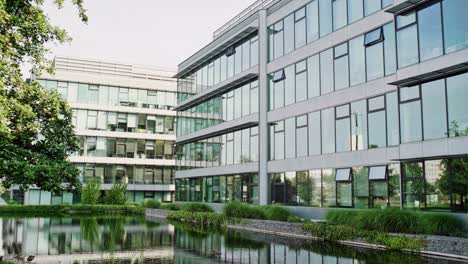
104,184,128,205
81,179,101,205
0,0,87,193
437,157,468,210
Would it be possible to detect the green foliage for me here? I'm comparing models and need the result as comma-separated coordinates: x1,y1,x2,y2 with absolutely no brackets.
222,202,292,221
303,222,425,251
103,184,128,205
262,205,291,221
223,201,266,219
141,199,161,209
0,204,144,217
161,203,181,211
167,211,226,229
81,179,101,205
0,0,87,194
180,202,214,213
326,208,466,236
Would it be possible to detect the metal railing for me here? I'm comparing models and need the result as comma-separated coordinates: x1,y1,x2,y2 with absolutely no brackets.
213,0,275,38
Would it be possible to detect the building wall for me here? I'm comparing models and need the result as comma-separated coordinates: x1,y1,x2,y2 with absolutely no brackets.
174,0,468,215
23,56,177,204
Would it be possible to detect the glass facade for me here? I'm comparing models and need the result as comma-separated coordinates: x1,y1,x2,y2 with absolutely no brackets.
177,34,259,102
72,109,175,135
36,68,176,204
268,0,393,61
176,127,258,170
269,72,468,159
268,22,395,110
37,79,177,110
174,0,468,214
176,80,258,136
269,165,401,209
77,163,174,185
175,174,259,204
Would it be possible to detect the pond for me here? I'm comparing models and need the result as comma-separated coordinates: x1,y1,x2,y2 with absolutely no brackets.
0,216,463,264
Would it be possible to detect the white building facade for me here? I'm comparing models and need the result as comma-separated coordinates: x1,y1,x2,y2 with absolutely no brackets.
174,0,468,219
23,56,177,204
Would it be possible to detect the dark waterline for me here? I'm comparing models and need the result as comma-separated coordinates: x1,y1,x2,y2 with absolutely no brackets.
0,216,462,263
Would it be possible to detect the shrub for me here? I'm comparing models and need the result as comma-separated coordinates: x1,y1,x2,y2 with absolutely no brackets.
141,199,161,209
81,179,101,205
161,203,180,211
262,205,291,222
180,202,213,213
223,201,266,219
103,184,128,205
167,211,225,228
326,208,466,236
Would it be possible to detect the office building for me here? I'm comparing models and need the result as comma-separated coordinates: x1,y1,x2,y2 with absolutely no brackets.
174,0,468,217
23,56,177,204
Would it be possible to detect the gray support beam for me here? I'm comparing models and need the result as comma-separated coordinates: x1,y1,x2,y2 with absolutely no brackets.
258,9,269,205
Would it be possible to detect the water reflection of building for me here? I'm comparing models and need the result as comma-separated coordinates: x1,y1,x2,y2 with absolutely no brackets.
0,218,175,263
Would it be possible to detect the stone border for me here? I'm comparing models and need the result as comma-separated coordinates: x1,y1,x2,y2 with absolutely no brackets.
146,209,468,261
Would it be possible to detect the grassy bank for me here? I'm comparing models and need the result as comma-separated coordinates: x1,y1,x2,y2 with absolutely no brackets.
0,204,144,217
326,208,467,237
167,210,226,229
303,222,426,251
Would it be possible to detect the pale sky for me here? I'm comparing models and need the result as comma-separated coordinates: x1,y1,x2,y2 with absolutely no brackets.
43,0,257,71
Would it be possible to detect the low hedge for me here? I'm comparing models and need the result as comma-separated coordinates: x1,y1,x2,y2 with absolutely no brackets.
141,199,161,209
167,211,225,229
326,208,466,237
303,222,426,251
180,202,213,213
222,202,291,221
0,204,144,216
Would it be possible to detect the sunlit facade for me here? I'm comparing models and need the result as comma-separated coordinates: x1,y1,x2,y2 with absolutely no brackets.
174,0,468,217
21,56,177,204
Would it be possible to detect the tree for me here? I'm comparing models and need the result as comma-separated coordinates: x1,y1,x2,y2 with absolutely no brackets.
437,157,468,210
0,0,87,194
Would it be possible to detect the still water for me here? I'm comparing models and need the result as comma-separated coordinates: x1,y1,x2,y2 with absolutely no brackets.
0,216,463,264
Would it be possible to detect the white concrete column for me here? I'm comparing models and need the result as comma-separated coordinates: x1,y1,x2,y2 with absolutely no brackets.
258,9,269,205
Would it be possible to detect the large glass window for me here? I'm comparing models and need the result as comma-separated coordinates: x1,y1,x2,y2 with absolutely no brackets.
307,54,320,98
308,111,321,155
348,0,363,23
418,2,443,61
386,92,400,146
447,73,468,137
296,115,308,157
322,169,336,207
274,121,285,160
306,0,319,43
422,79,447,140
397,12,419,68
273,21,284,60
349,36,366,86
333,0,347,31
319,0,333,37
364,0,381,16
295,60,307,102
320,49,334,94
285,117,296,159
284,14,295,54
368,96,386,148
284,65,295,106
322,108,335,154
383,22,397,75
400,86,422,143
295,8,306,49
351,100,367,151
365,28,384,80
336,104,351,152
334,43,349,90
442,0,468,53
